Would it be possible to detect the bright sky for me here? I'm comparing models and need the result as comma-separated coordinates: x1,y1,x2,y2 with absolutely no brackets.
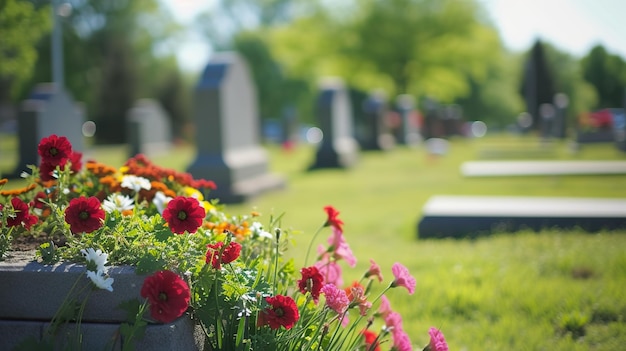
162,0,626,73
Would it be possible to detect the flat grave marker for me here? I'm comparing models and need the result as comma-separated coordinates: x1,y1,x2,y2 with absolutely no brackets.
461,160,626,177
418,195,626,238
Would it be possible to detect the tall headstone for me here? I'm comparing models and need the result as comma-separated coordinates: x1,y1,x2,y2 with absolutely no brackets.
358,91,394,151
11,83,85,177
395,94,421,146
127,99,172,157
309,78,359,169
186,52,285,203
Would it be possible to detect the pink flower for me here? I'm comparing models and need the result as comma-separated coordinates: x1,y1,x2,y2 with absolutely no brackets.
428,327,449,351
327,227,357,267
391,262,416,294
365,259,383,282
321,284,350,315
315,255,343,287
390,328,413,351
384,311,404,335
377,295,392,319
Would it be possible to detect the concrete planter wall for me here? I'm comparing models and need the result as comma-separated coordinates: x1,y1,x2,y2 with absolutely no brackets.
0,252,205,350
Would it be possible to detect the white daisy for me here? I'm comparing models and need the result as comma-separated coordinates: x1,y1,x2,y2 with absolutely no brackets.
86,270,114,292
120,175,152,192
153,191,172,214
81,248,109,274
102,194,134,213
250,222,273,239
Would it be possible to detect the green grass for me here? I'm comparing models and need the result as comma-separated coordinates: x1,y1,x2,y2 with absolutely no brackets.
2,132,626,350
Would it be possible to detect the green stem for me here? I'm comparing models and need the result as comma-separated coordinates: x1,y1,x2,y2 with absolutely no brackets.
304,223,326,267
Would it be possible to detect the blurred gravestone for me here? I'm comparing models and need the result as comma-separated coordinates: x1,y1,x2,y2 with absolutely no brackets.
539,103,556,141
11,83,84,177
186,52,285,203
127,99,172,158
553,93,569,139
395,94,421,146
359,91,394,151
309,78,359,169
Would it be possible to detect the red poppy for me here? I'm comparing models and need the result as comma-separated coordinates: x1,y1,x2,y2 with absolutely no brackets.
205,241,242,269
362,329,381,351
38,134,72,165
64,196,105,234
297,266,324,303
323,205,344,232
6,197,38,230
259,295,299,330
162,196,205,234
140,270,190,323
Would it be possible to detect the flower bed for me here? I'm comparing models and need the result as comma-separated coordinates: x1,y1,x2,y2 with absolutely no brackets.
0,134,449,351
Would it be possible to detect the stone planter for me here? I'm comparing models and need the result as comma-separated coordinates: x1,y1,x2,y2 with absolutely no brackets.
0,251,205,350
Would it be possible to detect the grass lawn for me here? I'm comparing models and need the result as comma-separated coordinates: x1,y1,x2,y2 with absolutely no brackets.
2,132,626,350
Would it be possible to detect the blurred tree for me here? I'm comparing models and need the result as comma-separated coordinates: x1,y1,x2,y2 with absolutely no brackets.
542,43,597,129
195,0,312,125
581,45,626,109
0,0,51,101
19,0,186,144
520,40,556,130
233,31,309,122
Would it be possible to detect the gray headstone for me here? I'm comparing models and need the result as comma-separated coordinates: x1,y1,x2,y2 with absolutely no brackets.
127,99,172,157
11,83,85,177
186,52,285,203
358,91,395,151
395,94,422,146
309,77,359,169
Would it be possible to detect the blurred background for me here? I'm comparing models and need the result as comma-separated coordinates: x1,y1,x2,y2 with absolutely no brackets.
1,0,625,146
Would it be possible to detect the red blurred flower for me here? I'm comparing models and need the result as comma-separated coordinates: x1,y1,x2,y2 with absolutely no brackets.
5,197,38,230
162,196,205,234
68,151,83,173
298,266,324,303
323,205,344,232
205,241,242,269
64,196,105,234
140,270,190,323
38,134,72,165
361,329,381,351
259,295,299,330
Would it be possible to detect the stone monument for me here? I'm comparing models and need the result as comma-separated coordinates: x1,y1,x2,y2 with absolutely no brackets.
11,83,85,178
127,99,172,157
309,77,359,169
186,52,285,203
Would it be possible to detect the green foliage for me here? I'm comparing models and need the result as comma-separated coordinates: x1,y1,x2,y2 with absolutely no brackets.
0,0,51,98
581,45,626,109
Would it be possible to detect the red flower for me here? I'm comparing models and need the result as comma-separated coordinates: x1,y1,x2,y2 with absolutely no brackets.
323,205,344,232
162,196,205,234
64,196,105,234
39,159,67,181
259,295,299,330
68,151,83,173
140,270,190,323
6,197,38,230
298,266,324,303
361,329,381,351
38,134,72,165
205,241,242,269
